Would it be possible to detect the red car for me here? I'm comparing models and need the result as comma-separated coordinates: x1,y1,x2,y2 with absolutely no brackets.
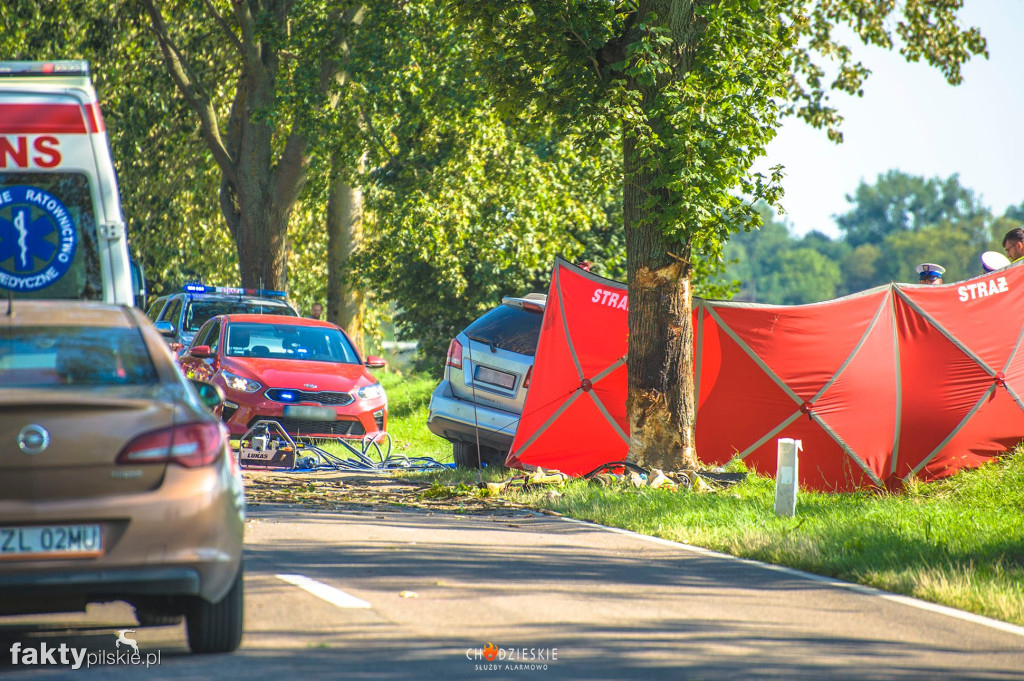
177,314,387,439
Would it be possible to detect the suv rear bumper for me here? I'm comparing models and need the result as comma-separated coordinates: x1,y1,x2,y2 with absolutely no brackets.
426,380,519,451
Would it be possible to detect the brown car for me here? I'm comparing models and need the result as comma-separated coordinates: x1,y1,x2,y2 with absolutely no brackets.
0,300,244,654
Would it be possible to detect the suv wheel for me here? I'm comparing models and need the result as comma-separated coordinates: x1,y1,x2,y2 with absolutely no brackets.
186,566,244,653
453,441,506,469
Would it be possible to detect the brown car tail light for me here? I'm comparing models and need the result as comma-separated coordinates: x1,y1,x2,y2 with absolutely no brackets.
117,422,225,468
445,338,463,370
523,365,534,390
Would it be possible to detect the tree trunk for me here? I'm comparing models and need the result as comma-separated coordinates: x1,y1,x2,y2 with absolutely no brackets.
622,0,700,472
233,199,291,291
218,167,292,292
623,135,698,472
326,153,365,350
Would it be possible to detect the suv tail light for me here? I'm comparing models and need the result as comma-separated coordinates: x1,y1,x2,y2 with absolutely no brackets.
446,338,463,370
117,422,225,468
523,365,534,389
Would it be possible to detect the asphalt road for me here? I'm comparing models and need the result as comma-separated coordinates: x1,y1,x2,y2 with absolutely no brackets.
0,504,1022,680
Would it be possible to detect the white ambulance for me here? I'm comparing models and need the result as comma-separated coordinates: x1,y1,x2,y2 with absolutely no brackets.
0,60,142,305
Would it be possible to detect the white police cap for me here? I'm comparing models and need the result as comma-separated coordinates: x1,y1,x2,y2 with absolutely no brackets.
916,263,946,278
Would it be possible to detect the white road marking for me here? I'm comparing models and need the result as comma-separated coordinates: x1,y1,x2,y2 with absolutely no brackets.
276,573,371,609
558,517,1024,639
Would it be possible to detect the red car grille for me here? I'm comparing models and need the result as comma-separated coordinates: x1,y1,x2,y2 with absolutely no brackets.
265,389,355,406
247,416,365,437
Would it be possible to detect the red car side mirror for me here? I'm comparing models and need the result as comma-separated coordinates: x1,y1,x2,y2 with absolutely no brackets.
189,345,214,359
365,355,387,369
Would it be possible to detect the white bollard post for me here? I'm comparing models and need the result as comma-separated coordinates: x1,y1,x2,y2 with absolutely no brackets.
775,438,801,517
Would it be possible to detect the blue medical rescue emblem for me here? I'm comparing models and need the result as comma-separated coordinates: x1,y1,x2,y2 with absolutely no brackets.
0,186,77,292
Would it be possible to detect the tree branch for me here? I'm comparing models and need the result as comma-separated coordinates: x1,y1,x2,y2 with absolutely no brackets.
233,0,263,81
224,76,247,171
139,0,236,182
559,8,605,83
272,131,310,209
359,105,396,166
200,0,244,55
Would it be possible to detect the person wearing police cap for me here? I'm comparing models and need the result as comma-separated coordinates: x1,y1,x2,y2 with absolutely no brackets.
916,263,945,285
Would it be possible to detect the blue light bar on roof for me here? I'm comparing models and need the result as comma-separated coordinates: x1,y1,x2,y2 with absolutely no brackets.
183,283,287,298
0,61,90,77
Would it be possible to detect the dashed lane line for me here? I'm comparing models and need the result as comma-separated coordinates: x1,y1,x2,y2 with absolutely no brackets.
276,574,372,609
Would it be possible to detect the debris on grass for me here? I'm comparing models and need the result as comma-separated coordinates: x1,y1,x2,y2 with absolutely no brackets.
488,464,745,495
420,482,481,500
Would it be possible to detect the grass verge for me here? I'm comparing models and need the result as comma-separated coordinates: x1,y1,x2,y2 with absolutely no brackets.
385,369,1024,626
378,369,452,461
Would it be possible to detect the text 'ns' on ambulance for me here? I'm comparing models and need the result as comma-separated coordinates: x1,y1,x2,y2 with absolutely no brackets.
0,60,143,306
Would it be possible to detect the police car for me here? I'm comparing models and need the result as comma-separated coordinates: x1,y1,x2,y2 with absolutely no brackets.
146,284,299,354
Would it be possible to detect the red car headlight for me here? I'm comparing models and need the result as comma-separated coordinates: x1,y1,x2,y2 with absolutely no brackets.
222,370,261,393
356,382,384,400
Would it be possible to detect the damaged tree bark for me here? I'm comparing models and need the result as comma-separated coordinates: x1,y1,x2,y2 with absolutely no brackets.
624,131,697,471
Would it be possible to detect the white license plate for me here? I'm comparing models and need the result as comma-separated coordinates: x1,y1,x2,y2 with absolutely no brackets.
475,365,516,390
0,524,103,559
284,405,336,421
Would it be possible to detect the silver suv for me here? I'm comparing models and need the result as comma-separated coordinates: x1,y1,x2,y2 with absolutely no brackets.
427,294,546,467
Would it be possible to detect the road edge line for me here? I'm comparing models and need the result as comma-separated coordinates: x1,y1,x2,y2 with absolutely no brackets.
555,516,1024,639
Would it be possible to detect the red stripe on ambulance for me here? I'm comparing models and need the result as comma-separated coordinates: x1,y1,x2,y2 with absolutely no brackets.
0,103,90,134
84,101,105,133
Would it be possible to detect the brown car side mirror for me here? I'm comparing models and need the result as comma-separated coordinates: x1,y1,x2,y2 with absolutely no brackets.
190,379,224,412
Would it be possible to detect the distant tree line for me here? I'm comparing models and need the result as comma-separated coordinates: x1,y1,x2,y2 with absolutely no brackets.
721,170,1024,305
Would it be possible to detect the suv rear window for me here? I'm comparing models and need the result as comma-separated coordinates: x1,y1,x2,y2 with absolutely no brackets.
463,304,544,356
184,299,296,333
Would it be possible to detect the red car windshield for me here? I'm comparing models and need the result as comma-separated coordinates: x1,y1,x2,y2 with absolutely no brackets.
224,322,361,364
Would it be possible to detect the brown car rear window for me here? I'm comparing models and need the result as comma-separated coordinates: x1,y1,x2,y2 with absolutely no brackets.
0,326,158,387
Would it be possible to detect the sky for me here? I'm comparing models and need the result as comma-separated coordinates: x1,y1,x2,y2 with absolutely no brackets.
762,1,1024,238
